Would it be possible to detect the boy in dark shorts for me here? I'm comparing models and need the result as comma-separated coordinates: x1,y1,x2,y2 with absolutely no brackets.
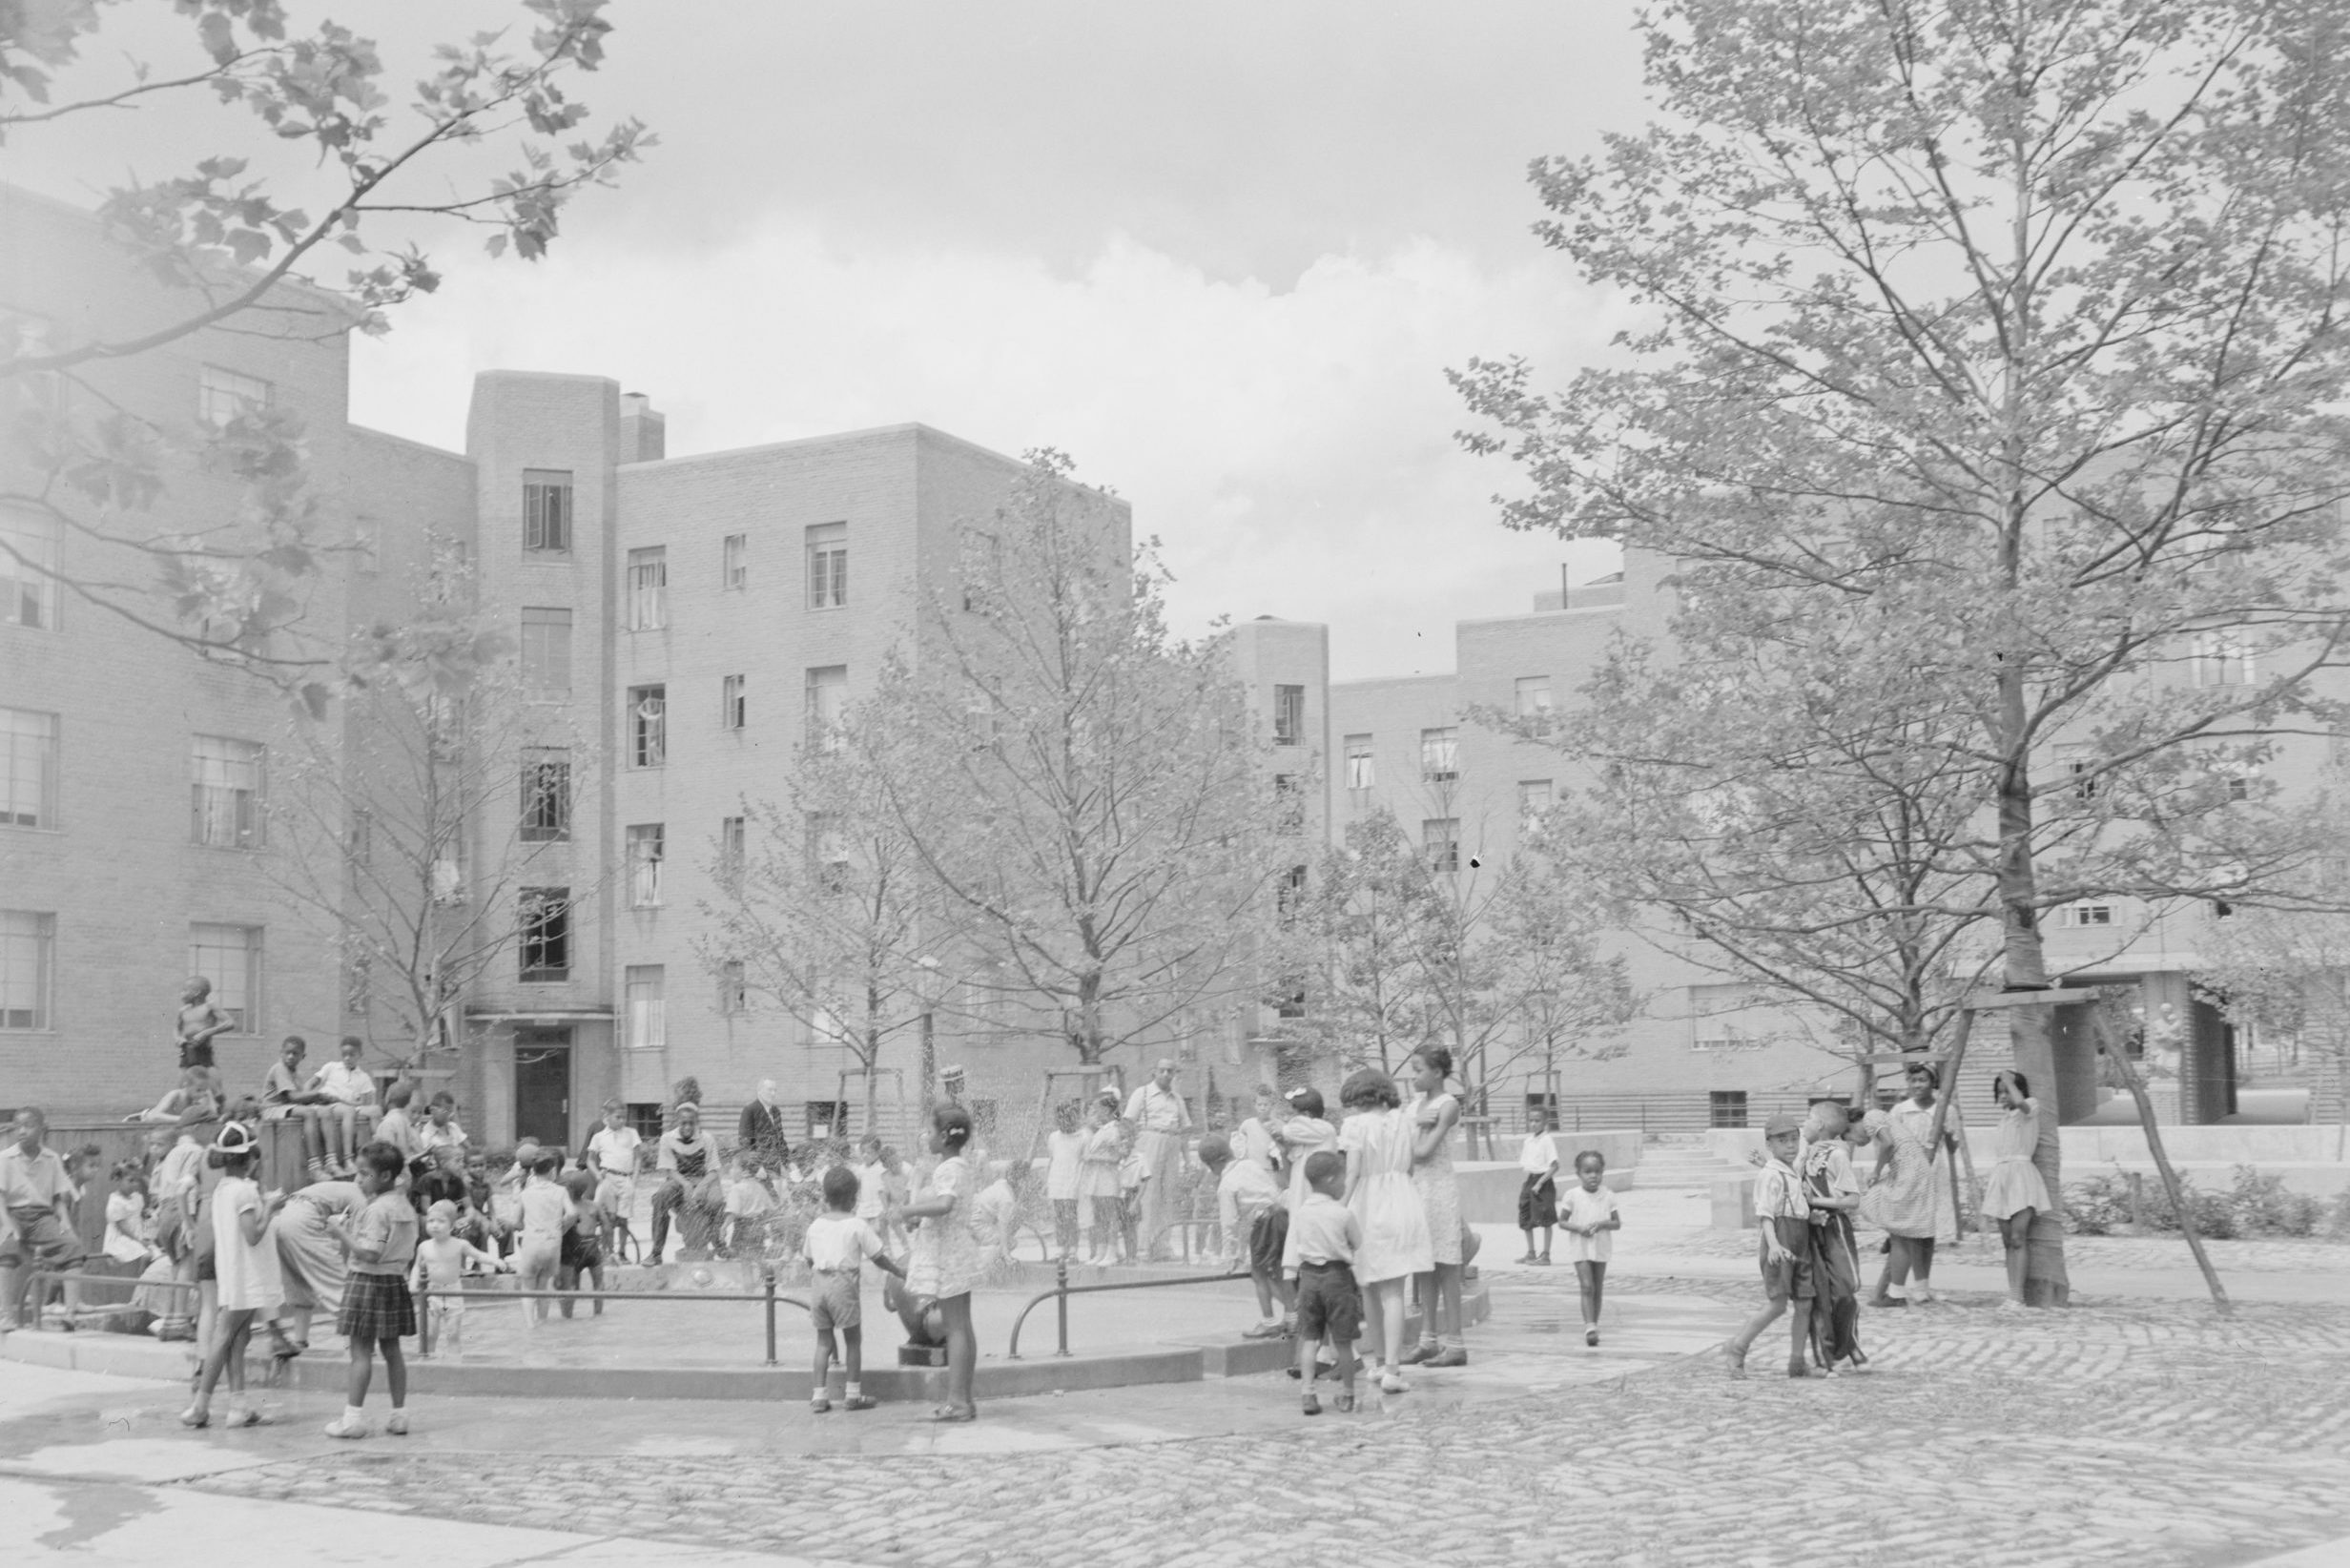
1200,1133,1292,1339
800,1165,905,1413
1724,1112,1816,1379
1288,1150,1362,1415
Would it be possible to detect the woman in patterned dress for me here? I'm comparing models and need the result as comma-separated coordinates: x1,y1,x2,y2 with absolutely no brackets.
1405,1047,1468,1369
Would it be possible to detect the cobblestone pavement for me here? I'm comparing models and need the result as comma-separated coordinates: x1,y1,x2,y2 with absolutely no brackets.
168,1279,2350,1568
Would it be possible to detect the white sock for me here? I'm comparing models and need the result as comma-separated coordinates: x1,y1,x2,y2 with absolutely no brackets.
343,1405,363,1424
844,1381,861,1397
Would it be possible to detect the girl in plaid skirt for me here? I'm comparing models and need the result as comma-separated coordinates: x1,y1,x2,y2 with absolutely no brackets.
327,1141,419,1438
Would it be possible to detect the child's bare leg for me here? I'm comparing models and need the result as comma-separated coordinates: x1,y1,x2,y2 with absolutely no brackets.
346,1340,373,1409
939,1292,976,1413
1538,1224,1554,1261
442,1309,464,1359
812,1327,834,1405
1251,1268,1275,1321
2003,1210,2033,1301
381,1335,406,1409
1436,1262,1464,1348
1586,1260,1607,1324
843,1324,863,1387
557,1264,577,1319
588,1261,605,1316
1787,1304,1811,1371
189,1307,253,1412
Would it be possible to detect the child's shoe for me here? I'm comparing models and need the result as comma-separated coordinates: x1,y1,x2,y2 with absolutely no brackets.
1334,1390,1356,1413
1724,1345,1748,1380
1787,1359,1816,1379
383,1412,409,1435
1242,1320,1286,1339
177,1405,209,1429
1378,1371,1409,1394
1425,1347,1469,1369
223,1406,270,1429
843,1394,878,1412
322,1412,370,1439
810,1397,832,1413
1300,1392,1322,1416
1397,1342,1439,1366
1584,1328,1600,1347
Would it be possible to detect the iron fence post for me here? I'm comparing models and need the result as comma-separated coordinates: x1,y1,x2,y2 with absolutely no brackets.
1055,1252,1071,1357
762,1267,778,1367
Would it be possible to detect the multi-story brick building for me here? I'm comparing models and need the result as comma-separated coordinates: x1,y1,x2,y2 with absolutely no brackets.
2,189,1131,1149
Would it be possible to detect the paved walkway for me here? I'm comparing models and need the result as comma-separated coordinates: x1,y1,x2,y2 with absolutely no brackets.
8,1199,2349,1567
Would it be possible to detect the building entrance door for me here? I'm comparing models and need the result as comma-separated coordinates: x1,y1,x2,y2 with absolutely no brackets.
514,1028,572,1149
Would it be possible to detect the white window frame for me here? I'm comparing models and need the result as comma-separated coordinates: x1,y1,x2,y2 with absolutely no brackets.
722,532,748,590
523,469,573,553
625,964,666,1048
722,673,747,731
1272,684,1305,746
808,522,848,609
2,708,58,829
717,959,747,1016
1344,734,1374,791
628,547,669,630
627,822,666,908
719,814,746,878
629,685,667,768
1515,675,1555,718
0,910,54,1031
518,888,571,980
1422,816,1460,874
197,364,271,428
806,665,848,750
520,748,570,842
1517,778,1553,835
190,734,265,849
1,505,61,631
1420,727,1459,782
2192,631,2255,689
188,922,261,1034
2058,902,2115,928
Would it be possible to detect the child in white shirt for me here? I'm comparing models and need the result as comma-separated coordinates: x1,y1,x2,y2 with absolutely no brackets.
1043,1104,1086,1259
1517,1112,1561,1265
1201,1134,1291,1337
801,1165,904,1413
1559,1149,1622,1345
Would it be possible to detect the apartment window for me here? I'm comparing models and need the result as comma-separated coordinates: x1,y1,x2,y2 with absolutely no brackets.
1272,684,1305,745
2192,631,2253,688
2058,902,2115,927
717,959,748,1016
629,685,667,768
1274,774,1306,834
1,505,60,630
805,1100,848,1138
719,815,746,878
2,709,57,828
2056,743,2097,800
722,674,747,731
806,665,848,750
190,735,265,848
519,888,571,980
626,1102,665,1143
0,911,53,1030
808,522,848,609
520,608,572,693
1708,1090,1749,1129
1422,816,1460,874
1277,864,1309,925
1515,676,1555,718
1275,985,1307,1021
523,469,573,553
627,823,666,908
520,748,571,841
1420,727,1458,781
628,547,668,630
624,964,666,1047
807,811,849,893
1344,733,1374,792
197,364,271,427
1518,779,1554,836
723,532,748,590
188,923,260,1033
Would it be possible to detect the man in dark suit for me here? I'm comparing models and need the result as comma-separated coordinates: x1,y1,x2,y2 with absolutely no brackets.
738,1078,790,1175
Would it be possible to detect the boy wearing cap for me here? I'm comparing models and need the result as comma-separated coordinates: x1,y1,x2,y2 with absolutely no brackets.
1199,1133,1292,1339
1724,1112,1817,1379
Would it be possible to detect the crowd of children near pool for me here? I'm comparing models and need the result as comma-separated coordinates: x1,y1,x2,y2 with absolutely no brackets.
2,1002,2036,1431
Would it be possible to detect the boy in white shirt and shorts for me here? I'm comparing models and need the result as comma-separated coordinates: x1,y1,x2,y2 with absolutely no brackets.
801,1165,904,1413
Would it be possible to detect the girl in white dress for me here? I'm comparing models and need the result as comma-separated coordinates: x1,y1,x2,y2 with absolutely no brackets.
1337,1068,1433,1394
1981,1070,2053,1310
1404,1048,1467,1369
182,1124,287,1430
1558,1150,1622,1345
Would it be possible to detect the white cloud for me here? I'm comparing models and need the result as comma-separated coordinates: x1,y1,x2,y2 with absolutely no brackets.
349,222,1626,679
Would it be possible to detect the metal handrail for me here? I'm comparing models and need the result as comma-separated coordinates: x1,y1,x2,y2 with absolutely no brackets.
1005,1254,1247,1360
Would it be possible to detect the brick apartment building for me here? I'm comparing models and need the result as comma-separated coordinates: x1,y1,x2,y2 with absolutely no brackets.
1,188,1131,1150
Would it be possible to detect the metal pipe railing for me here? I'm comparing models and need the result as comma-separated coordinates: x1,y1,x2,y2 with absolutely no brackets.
1004,1253,1246,1360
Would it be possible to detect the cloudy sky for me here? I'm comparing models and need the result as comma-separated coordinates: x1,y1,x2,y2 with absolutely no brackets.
19,1,1639,678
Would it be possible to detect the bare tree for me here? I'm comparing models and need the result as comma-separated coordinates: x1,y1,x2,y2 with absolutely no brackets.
1,0,649,697
865,450,1286,1067
264,554,594,1069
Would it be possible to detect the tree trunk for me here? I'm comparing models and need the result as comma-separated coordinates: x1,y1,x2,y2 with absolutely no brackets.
2104,1036,2231,1312
1993,674,2072,1307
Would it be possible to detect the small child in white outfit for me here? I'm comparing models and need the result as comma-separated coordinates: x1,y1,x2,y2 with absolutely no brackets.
801,1166,905,1413
411,1199,504,1358
1558,1150,1621,1346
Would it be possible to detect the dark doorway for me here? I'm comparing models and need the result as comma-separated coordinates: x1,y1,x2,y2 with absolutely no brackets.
514,1027,572,1150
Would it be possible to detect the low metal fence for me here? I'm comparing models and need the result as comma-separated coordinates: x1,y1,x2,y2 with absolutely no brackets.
1004,1253,1244,1360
